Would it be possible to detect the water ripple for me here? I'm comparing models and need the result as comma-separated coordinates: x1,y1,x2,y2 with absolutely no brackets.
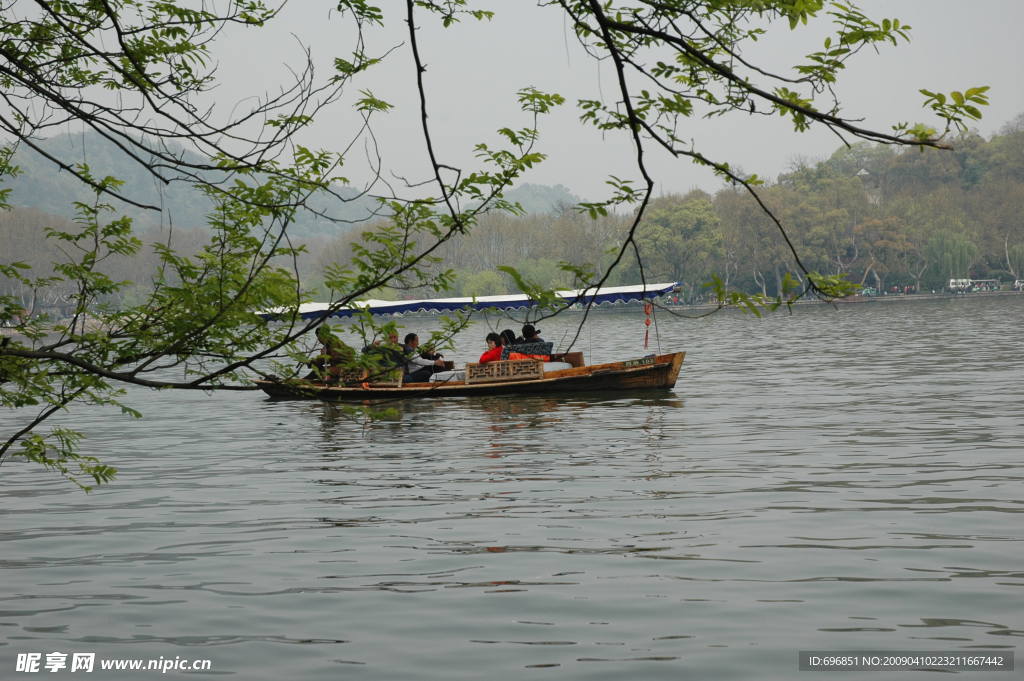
2,297,1022,680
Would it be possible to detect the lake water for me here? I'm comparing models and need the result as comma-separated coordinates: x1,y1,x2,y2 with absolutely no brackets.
2,296,1022,680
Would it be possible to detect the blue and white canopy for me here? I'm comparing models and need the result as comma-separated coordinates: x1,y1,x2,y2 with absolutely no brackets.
261,282,678,320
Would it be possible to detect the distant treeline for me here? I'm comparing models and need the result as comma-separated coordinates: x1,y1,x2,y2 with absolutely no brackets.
4,117,1024,309
2,132,381,237
314,114,1024,300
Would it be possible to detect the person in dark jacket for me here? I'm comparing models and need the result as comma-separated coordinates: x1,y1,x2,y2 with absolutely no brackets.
519,324,543,343
362,331,405,380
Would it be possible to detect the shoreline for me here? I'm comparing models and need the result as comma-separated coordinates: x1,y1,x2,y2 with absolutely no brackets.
2,292,1020,336
662,289,1023,314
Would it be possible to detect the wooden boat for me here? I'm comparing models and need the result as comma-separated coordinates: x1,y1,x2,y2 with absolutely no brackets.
256,351,684,401
256,282,684,401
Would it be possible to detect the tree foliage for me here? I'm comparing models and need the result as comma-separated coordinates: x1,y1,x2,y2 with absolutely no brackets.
1,0,989,488
301,126,1022,299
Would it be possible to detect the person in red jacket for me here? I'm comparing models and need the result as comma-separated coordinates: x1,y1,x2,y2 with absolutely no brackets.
478,332,503,363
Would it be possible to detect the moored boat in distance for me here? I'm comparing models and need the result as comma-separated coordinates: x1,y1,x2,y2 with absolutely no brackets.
256,352,684,401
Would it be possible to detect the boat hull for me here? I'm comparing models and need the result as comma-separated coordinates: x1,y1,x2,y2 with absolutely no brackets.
256,352,684,401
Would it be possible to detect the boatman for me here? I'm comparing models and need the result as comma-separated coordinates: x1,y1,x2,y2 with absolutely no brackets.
308,324,355,383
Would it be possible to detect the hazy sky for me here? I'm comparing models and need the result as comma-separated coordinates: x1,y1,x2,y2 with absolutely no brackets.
218,1,1024,201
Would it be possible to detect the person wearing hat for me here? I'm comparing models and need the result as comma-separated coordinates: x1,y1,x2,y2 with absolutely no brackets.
519,324,543,344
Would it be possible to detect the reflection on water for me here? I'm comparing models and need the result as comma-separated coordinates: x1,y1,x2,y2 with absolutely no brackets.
1,296,1022,680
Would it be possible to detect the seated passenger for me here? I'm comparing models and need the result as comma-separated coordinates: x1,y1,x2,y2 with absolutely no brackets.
507,324,550,360
362,331,405,380
402,332,446,383
519,324,543,343
478,332,503,363
500,328,517,348
362,330,400,354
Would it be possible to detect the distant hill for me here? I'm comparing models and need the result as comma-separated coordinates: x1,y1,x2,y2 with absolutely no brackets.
4,133,584,234
503,183,579,214
4,132,380,237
